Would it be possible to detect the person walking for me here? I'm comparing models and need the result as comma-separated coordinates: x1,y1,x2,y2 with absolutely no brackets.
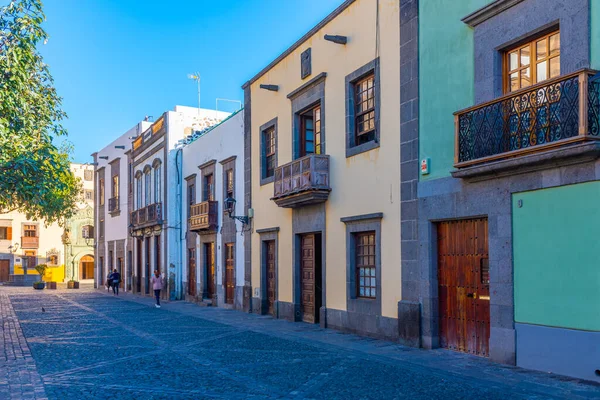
151,270,163,308
106,271,113,292
111,268,121,295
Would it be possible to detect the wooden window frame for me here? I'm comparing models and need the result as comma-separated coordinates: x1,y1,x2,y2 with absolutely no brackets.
354,74,376,145
203,173,214,202
24,224,37,238
226,169,234,199
112,175,119,198
504,30,560,93
154,165,161,204
299,104,322,157
144,171,151,207
355,231,376,299
0,227,8,240
99,178,105,206
263,127,276,179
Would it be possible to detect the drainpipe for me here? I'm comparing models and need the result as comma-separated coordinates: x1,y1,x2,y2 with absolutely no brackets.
175,148,183,300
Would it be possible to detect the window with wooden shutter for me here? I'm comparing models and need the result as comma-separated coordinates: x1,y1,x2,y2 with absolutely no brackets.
0,227,7,240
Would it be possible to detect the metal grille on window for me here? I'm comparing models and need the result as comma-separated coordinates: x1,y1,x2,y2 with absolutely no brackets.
355,74,375,145
356,231,376,298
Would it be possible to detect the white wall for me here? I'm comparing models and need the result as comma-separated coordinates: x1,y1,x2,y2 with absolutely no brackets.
181,110,244,298
95,120,151,287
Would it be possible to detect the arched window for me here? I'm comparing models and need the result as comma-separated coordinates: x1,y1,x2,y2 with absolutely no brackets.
136,175,142,209
144,169,151,206
154,163,161,203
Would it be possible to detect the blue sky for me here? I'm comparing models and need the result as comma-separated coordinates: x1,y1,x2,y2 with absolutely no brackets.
40,0,342,162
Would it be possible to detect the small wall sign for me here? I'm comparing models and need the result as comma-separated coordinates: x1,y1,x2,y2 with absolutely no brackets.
420,158,430,175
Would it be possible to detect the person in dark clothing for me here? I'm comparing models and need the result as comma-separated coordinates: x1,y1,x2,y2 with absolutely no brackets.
111,268,121,295
106,271,113,292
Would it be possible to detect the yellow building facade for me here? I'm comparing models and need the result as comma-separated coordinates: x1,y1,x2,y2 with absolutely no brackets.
244,0,402,339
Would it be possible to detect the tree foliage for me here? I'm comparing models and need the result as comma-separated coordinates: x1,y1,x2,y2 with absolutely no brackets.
0,0,80,225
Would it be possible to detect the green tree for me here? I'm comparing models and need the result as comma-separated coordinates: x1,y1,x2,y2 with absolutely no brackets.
0,0,80,225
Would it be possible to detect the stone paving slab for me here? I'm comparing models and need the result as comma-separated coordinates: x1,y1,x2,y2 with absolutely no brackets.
1,286,599,399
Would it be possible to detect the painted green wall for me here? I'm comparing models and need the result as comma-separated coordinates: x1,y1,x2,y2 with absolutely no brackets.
418,0,491,181
513,182,600,331
592,0,600,69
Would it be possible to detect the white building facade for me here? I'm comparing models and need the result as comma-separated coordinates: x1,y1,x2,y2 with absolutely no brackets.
93,120,151,291
181,110,245,309
128,106,230,300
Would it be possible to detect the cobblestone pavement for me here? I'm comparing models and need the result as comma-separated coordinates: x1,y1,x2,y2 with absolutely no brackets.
1,286,599,400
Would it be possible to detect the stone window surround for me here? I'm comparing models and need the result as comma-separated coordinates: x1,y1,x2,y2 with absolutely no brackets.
185,174,197,217
345,58,381,158
341,212,383,316
259,118,278,186
467,0,590,104
257,227,279,315
288,72,327,160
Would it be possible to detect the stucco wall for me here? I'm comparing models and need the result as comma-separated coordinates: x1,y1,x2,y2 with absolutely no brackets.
181,111,245,303
249,0,401,319
513,182,600,331
418,0,490,182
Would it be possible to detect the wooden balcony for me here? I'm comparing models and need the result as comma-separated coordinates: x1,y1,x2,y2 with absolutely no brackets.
21,236,39,249
272,154,331,208
189,201,218,232
130,203,162,229
454,69,600,169
108,196,119,213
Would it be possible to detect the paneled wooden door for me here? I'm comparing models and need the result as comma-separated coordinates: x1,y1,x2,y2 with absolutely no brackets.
0,260,9,282
188,248,196,297
438,218,490,357
225,243,235,305
136,239,142,293
266,241,276,315
205,243,215,299
300,234,316,323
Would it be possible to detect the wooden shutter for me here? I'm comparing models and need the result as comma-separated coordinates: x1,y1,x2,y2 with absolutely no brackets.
6,227,12,240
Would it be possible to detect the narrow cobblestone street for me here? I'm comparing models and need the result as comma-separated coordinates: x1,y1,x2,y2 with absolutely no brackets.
0,286,598,400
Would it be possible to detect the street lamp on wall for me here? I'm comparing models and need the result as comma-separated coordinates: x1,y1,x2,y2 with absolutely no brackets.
224,197,250,226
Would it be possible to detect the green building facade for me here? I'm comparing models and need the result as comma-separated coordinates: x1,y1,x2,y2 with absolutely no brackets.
397,0,600,382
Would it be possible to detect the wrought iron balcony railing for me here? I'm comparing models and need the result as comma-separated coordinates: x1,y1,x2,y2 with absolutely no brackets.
189,201,218,232
108,196,119,213
272,154,331,208
130,203,162,228
21,236,39,249
454,69,600,168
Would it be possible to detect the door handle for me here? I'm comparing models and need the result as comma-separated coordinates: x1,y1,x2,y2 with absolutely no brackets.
466,292,476,298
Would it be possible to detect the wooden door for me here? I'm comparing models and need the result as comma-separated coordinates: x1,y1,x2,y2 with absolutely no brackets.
118,258,124,288
188,248,197,297
136,239,142,293
266,241,276,315
300,234,316,323
205,243,215,299
0,260,9,282
145,237,151,294
438,218,490,357
225,244,235,304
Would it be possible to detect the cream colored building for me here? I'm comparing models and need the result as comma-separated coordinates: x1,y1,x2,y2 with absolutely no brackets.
0,163,94,284
243,0,402,339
